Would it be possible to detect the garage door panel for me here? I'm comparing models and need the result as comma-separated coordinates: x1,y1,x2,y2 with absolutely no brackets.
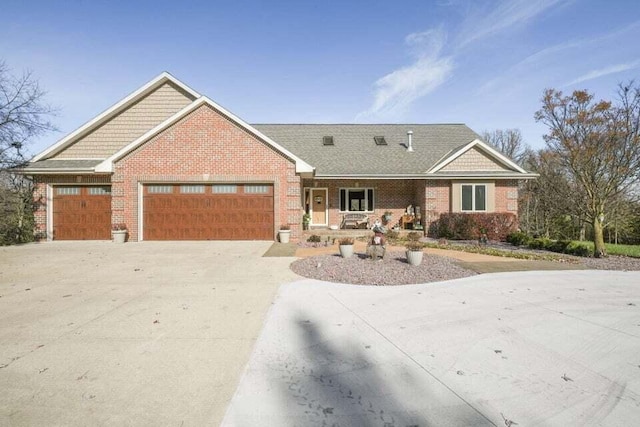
53,186,111,240
143,184,274,240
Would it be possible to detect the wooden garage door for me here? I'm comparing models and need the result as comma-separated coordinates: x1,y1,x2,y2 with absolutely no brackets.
143,184,274,240
53,186,112,240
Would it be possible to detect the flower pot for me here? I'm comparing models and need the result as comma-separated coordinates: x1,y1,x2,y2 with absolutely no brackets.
339,244,354,258
406,250,423,266
112,230,127,244
278,230,291,243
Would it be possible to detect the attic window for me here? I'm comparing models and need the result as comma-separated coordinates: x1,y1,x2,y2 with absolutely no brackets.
322,136,334,146
374,136,387,145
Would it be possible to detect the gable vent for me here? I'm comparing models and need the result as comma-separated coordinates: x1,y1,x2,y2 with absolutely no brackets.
374,136,387,146
322,136,334,146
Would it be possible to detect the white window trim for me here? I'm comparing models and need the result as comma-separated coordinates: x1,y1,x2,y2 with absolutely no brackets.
461,184,487,212
339,188,375,213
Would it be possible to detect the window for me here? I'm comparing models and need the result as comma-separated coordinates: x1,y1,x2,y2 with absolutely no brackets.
180,185,205,194
213,185,237,194
56,187,80,195
339,188,374,212
461,184,487,211
373,136,387,145
148,185,173,194
244,185,269,194
88,186,111,195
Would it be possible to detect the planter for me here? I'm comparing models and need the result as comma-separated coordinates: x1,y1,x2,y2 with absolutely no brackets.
339,244,354,258
383,214,393,222
406,250,423,266
278,230,291,243
112,230,127,244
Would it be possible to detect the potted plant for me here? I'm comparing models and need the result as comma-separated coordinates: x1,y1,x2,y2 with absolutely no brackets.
112,223,127,244
405,241,424,266
383,211,393,223
478,227,488,246
278,224,291,243
338,237,355,258
302,213,311,231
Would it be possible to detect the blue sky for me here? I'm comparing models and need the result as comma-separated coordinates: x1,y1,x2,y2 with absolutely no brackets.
3,0,640,157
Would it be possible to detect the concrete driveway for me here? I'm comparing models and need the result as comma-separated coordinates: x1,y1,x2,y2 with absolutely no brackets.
223,271,640,426
0,241,298,426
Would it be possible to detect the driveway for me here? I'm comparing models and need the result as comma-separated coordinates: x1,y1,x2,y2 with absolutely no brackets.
223,271,640,426
0,241,298,426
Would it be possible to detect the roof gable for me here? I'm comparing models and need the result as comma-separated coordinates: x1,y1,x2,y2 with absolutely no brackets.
31,72,200,162
428,139,527,174
95,97,313,174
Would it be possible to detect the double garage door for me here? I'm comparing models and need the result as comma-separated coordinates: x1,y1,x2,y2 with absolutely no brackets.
143,183,274,240
52,183,274,241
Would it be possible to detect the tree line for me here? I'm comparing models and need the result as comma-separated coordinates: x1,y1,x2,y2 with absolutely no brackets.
484,83,640,257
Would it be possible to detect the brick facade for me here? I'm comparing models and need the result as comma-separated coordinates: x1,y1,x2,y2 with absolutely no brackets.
113,105,300,241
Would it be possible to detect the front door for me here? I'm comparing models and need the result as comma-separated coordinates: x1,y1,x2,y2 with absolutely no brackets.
310,189,327,225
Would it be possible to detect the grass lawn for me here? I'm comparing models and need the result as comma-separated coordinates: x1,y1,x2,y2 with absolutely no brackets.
573,241,640,257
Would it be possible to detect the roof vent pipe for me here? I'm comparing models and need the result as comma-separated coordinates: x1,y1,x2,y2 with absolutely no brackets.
407,130,414,152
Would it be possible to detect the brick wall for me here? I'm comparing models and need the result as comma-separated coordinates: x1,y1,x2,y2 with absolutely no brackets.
114,104,300,241
495,179,519,213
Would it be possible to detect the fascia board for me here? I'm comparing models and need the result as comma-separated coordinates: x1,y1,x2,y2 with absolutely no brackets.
31,72,200,162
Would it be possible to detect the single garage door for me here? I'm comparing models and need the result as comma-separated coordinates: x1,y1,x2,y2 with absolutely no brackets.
53,186,112,240
143,184,274,240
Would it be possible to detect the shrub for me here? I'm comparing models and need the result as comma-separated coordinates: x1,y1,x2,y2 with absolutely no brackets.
566,242,590,257
436,213,518,241
338,237,354,245
528,237,552,250
407,231,422,241
307,234,321,243
385,230,399,240
506,231,532,246
405,241,424,251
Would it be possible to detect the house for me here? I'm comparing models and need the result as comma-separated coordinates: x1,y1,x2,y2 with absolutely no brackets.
22,73,536,242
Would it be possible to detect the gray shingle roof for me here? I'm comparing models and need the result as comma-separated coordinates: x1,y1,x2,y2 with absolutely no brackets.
253,124,483,175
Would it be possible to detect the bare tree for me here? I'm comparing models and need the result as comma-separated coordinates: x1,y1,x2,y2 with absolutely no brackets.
481,128,528,165
0,61,56,244
0,61,56,169
535,84,640,257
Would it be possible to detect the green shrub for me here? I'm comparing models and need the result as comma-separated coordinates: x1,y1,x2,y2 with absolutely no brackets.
528,237,552,250
565,242,590,257
307,235,321,243
506,231,532,246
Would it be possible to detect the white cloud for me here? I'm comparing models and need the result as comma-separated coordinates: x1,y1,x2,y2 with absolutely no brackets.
565,60,640,86
456,0,569,48
356,28,454,121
